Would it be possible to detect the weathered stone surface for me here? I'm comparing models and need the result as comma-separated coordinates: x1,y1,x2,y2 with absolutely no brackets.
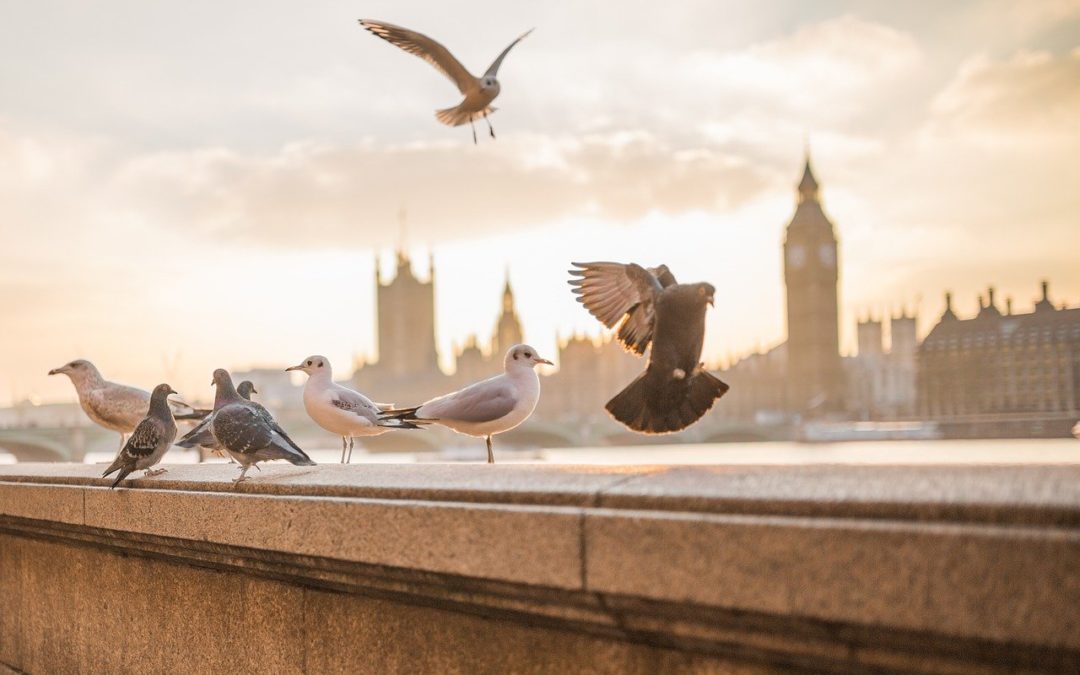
0,481,83,525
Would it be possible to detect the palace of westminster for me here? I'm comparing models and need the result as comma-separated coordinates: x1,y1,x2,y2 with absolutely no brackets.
336,151,1079,437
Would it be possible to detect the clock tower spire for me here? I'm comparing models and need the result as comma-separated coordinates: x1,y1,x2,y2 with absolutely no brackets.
783,149,844,414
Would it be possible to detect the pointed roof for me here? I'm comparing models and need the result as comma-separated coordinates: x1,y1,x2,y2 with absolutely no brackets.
798,153,819,202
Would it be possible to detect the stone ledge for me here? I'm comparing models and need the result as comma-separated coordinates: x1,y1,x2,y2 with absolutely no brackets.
1,462,1079,673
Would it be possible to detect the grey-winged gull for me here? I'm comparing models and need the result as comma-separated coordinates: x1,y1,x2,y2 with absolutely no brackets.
101,383,178,489
48,359,208,450
198,369,315,482
381,344,552,463
569,262,730,434
287,355,418,464
359,19,533,144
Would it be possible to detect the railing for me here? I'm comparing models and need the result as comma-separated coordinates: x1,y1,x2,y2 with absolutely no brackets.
1,462,1078,673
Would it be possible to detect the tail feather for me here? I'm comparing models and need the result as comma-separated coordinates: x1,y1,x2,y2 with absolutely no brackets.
268,435,316,466
606,368,729,435
378,407,436,425
174,408,211,421
435,105,495,127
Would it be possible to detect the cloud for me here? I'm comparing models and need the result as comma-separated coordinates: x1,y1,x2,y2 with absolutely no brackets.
929,47,1080,146
107,132,772,247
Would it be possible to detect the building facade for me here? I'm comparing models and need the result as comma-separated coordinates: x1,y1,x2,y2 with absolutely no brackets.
918,282,1080,421
847,312,918,419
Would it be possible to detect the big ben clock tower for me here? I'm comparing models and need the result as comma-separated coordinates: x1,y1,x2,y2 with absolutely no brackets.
783,152,844,414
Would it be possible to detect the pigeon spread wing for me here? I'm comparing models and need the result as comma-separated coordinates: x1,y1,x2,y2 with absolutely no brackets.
360,20,476,94
569,262,666,355
483,28,534,78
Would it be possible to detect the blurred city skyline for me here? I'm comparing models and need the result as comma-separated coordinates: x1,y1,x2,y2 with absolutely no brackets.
1,1,1078,406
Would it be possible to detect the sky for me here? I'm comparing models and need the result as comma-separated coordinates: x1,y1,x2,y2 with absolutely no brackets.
1,0,1078,406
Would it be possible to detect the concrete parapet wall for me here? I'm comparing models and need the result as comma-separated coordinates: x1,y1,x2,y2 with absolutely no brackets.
0,463,1078,673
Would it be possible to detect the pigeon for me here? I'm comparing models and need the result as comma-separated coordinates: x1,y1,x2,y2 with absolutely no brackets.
101,383,179,489
359,19,533,144
287,355,417,464
178,380,257,462
199,369,314,482
48,359,208,451
569,262,730,434
381,344,552,463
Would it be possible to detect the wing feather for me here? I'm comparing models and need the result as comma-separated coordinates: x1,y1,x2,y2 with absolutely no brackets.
483,28,534,78
568,262,666,355
360,19,475,94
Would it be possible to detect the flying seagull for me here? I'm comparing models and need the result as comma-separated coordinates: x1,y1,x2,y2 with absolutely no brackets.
48,359,208,451
287,355,417,464
101,383,178,489
180,380,257,463
381,344,551,463
358,19,534,144
569,262,730,434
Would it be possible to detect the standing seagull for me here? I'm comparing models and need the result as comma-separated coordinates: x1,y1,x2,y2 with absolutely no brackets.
569,262,730,434
101,384,178,489
382,344,552,463
48,359,207,451
359,19,533,144
200,369,315,482
287,355,416,464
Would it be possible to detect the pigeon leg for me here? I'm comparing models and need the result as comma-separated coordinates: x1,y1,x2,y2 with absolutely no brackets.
470,119,477,145
486,435,494,464
347,437,355,464
340,436,348,464
233,465,250,483
143,467,167,477
484,112,495,139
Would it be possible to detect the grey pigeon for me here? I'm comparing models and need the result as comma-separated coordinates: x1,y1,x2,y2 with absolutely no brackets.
48,359,208,451
204,369,315,482
381,345,552,463
359,19,533,144
101,383,179,489
569,262,730,434
177,380,257,462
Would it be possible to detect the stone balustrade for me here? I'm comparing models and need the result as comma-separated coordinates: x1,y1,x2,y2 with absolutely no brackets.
1,462,1078,673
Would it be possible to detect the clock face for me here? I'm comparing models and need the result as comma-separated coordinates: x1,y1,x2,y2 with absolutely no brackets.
787,245,806,268
818,244,835,267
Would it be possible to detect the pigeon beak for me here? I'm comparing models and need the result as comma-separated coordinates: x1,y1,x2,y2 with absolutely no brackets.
708,296,715,307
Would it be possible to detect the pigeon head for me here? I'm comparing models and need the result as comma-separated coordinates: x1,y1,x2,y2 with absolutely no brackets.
286,355,331,378
691,282,716,307
237,381,258,400
150,383,178,400
149,383,179,415
505,344,553,371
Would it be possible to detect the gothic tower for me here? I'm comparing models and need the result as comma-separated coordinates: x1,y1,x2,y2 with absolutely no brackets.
375,248,440,377
492,270,524,356
783,151,844,413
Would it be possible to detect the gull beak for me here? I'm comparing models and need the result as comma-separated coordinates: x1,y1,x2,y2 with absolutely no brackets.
285,364,302,372
47,368,61,376
536,357,554,366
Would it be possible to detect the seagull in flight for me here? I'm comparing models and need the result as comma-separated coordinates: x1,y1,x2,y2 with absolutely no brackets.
359,19,534,144
569,262,730,434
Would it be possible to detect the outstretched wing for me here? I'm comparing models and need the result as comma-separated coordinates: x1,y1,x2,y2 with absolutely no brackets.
483,28,534,79
568,262,666,355
360,19,476,94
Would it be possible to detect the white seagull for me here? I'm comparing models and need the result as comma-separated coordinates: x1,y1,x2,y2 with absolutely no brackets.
287,355,416,463
48,359,207,451
381,344,552,463
359,19,534,144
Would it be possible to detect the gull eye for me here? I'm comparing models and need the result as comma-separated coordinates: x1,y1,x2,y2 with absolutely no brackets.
306,360,312,366
525,352,532,358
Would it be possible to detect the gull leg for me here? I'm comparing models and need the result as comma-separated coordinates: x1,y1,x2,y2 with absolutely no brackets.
486,435,494,464
484,112,495,139
118,434,126,452
470,119,477,145
341,437,348,464
347,437,355,464
143,467,167,477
